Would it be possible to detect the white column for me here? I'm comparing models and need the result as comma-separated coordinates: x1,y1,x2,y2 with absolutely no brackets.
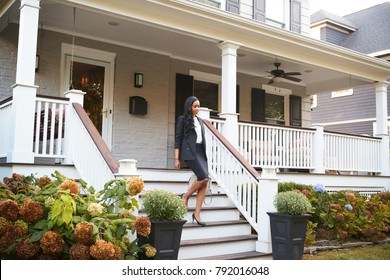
256,167,278,254
63,89,86,164
311,123,325,174
198,107,211,120
217,41,242,148
374,82,390,175
7,0,41,163
114,159,141,241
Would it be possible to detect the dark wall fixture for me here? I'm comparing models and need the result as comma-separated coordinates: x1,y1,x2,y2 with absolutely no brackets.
129,96,147,115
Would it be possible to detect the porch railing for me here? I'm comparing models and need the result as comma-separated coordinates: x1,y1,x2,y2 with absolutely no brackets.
33,95,68,159
235,121,382,173
1,93,118,190
323,131,381,172
238,121,314,169
0,97,13,158
203,120,262,233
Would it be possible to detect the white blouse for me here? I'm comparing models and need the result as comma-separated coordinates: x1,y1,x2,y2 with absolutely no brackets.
193,117,202,144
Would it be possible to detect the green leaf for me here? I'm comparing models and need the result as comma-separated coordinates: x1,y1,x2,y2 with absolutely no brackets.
33,219,49,230
30,229,48,242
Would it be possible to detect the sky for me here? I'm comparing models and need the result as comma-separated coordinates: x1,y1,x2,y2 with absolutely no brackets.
310,0,388,16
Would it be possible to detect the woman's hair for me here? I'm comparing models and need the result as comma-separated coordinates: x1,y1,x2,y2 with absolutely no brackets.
183,96,198,138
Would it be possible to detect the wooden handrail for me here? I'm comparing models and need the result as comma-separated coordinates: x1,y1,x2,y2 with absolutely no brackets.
72,103,119,174
203,119,260,180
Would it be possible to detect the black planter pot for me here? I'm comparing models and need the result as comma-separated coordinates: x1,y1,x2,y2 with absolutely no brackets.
267,212,309,260
138,219,186,260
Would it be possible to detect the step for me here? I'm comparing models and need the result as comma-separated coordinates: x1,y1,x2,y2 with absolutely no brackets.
184,206,240,222
143,180,223,194
181,220,252,240
183,193,235,208
186,251,272,260
178,234,258,259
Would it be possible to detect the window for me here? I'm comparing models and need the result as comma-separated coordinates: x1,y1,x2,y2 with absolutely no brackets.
191,0,221,8
194,80,219,116
266,0,288,28
331,88,353,98
265,93,285,124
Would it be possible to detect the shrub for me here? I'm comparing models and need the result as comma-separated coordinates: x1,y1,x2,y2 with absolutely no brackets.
274,190,312,215
0,171,154,260
142,189,186,221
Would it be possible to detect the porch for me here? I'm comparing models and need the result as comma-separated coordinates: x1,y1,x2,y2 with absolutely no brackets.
1,0,390,258
1,93,388,188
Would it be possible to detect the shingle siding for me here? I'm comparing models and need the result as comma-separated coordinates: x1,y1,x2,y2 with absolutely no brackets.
320,27,347,45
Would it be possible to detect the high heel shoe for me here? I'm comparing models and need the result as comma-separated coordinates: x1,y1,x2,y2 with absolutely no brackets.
192,213,206,226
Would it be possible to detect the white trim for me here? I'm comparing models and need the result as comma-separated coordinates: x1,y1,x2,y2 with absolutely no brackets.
317,116,390,127
331,88,353,98
60,43,116,149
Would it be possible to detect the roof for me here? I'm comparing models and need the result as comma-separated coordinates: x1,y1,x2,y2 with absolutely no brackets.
341,2,390,54
310,9,357,30
311,2,390,55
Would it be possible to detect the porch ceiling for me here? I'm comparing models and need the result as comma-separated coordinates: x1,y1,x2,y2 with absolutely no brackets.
6,0,390,95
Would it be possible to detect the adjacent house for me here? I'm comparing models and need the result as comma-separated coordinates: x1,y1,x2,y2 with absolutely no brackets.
310,2,390,136
1,0,389,259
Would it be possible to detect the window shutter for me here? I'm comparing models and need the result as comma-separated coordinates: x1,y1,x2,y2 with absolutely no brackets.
251,88,265,122
175,73,194,119
289,95,302,127
227,0,240,14
253,0,266,22
290,0,301,33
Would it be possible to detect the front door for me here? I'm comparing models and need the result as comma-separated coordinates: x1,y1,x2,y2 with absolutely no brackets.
62,45,115,149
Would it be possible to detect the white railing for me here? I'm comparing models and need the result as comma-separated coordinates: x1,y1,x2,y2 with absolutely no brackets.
0,98,13,158
209,117,224,132
238,122,315,169
204,120,261,233
68,103,116,191
324,132,381,172
34,96,68,159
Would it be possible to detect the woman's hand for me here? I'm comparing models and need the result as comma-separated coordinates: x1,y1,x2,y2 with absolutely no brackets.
175,159,181,170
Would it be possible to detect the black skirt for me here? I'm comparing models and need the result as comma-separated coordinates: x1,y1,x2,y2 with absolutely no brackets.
185,144,208,181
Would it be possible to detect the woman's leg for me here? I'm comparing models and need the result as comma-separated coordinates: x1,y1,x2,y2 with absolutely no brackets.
183,178,208,220
193,179,208,221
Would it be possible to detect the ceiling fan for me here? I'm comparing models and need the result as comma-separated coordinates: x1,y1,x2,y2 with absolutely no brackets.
266,62,302,85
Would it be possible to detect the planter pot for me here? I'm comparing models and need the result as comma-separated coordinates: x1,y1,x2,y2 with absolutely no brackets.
267,212,310,260
139,219,186,260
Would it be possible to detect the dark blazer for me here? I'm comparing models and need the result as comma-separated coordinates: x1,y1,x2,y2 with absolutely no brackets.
175,115,207,161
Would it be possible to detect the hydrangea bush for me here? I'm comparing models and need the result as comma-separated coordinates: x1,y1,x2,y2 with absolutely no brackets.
281,182,390,244
0,171,155,260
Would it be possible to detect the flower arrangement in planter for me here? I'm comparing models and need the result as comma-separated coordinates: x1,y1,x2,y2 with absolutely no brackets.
274,190,312,215
268,190,313,260
0,171,155,260
139,189,187,259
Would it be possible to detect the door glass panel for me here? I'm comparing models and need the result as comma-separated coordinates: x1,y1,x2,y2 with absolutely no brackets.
70,61,105,134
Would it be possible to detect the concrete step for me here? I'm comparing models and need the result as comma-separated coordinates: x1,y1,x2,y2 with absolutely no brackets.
181,219,252,240
178,234,258,259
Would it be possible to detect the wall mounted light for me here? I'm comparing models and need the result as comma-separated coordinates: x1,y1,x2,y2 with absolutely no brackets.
134,72,143,88
35,55,40,73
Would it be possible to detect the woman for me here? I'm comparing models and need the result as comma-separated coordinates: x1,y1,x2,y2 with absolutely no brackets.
175,96,209,226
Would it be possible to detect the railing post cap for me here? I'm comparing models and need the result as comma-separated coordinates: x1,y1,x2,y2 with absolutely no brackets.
115,159,139,178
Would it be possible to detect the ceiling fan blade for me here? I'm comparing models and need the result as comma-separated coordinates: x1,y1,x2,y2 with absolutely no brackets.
284,72,302,76
284,76,302,82
268,78,274,85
